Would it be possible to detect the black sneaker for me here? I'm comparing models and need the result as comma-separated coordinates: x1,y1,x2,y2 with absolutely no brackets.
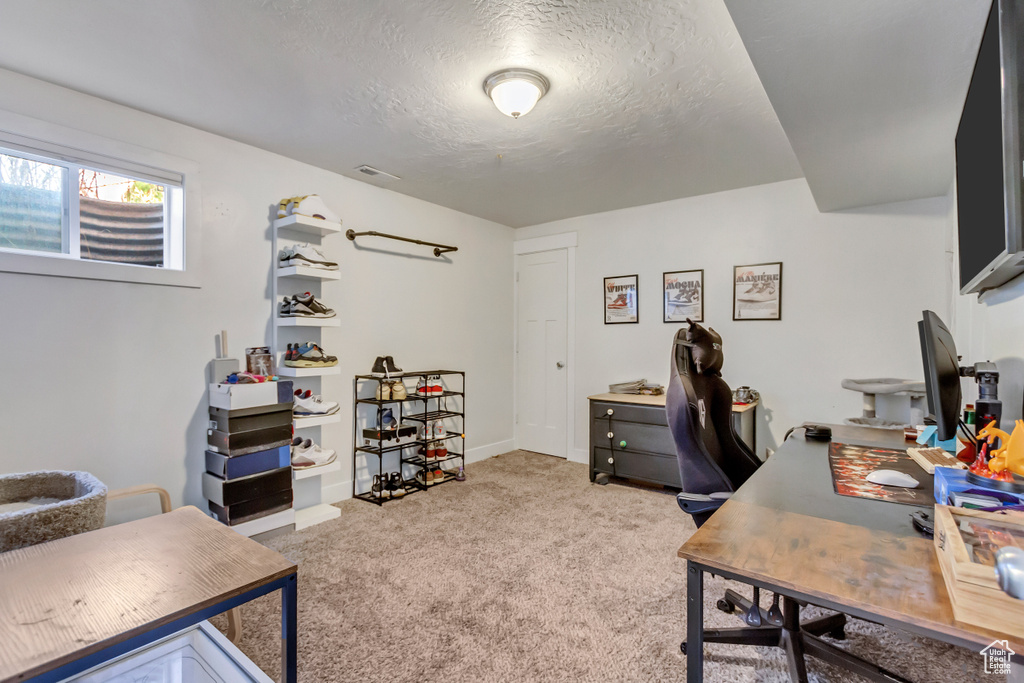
385,472,406,498
371,356,387,377
384,356,402,374
371,474,385,499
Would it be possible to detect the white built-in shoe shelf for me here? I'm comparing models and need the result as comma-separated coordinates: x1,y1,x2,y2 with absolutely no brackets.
292,460,341,481
273,214,342,236
276,317,341,327
294,413,342,429
295,503,341,530
277,265,341,281
277,366,341,378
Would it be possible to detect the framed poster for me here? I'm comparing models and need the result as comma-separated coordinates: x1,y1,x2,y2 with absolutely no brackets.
663,270,703,323
604,274,638,324
733,262,782,320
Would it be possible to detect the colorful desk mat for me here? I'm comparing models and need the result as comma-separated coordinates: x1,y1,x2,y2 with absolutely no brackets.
828,442,933,507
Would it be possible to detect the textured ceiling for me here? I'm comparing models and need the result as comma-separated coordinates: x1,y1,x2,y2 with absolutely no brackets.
0,0,802,227
724,0,992,212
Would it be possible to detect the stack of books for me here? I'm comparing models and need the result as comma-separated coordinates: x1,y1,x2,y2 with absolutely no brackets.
609,379,664,396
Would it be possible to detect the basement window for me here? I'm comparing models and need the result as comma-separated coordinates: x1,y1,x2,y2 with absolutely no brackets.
0,122,199,288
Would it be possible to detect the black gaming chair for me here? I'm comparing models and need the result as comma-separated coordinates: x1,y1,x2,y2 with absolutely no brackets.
668,321,911,683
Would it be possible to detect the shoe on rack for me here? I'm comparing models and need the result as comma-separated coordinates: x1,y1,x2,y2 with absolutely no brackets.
371,357,388,377
280,243,338,271
384,356,402,374
387,472,406,498
379,408,398,431
294,390,340,416
287,194,341,223
455,466,466,482
390,381,408,400
432,467,445,483
292,438,337,469
416,378,428,396
286,343,338,368
290,292,336,318
371,474,385,499
429,376,444,395
434,422,447,458
279,296,295,317
375,382,392,401
415,469,433,487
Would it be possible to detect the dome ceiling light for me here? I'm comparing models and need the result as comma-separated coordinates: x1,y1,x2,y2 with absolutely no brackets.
483,69,549,119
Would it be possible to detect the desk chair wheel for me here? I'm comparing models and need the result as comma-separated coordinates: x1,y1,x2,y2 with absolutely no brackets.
716,598,734,614
595,473,610,485
680,641,687,655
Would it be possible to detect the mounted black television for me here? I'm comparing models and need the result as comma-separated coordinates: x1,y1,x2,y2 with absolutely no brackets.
956,0,1024,295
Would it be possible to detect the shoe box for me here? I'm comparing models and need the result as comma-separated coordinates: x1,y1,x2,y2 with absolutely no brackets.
203,466,292,508
362,424,417,447
208,380,293,411
205,444,290,480
208,424,292,456
209,403,292,433
208,488,294,526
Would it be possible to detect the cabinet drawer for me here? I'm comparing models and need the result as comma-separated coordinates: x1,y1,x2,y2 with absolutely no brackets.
593,447,681,488
597,420,676,456
590,401,667,427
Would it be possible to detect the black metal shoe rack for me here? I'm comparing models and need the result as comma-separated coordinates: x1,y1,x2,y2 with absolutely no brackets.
352,370,465,505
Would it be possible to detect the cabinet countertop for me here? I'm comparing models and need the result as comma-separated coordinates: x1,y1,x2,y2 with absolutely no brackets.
587,392,758,413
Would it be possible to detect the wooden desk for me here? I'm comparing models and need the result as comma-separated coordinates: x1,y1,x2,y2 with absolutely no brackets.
677,424,1020,682
0,506,298,683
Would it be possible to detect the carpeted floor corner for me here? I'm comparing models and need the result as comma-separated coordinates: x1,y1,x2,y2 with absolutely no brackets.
220,451,992,682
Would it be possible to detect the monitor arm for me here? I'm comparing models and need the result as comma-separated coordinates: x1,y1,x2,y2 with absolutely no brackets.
960,361,1002,428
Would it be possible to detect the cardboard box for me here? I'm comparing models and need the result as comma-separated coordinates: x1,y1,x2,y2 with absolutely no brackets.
207,425,292,456
208,489,294,526
228,508,295,537
202,466,291,507
205,446,290,480
208,380,294,410
209,402,293,434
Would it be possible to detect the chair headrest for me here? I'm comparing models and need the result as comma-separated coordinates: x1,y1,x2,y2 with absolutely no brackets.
685,318,723,376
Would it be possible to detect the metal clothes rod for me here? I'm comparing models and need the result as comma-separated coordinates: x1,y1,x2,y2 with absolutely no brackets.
345,229,458,257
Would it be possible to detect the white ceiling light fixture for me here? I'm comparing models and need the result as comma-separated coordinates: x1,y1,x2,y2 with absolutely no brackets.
483,69,549,119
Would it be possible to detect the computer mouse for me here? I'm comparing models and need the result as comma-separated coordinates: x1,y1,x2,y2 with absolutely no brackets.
866,469,920,488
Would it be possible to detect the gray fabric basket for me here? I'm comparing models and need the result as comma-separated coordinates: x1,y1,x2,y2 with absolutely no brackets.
0,470,107,553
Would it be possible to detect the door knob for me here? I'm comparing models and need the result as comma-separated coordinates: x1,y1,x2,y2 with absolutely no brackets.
556,361,565,368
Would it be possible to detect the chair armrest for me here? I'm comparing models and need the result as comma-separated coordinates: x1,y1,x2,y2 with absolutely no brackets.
107,484,172,514
676,492,731,517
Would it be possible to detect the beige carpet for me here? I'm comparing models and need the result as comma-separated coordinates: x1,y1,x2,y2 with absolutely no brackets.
224,451,991,682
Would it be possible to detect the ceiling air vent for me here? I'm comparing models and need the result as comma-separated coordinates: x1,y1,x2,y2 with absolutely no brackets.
354,165,400,181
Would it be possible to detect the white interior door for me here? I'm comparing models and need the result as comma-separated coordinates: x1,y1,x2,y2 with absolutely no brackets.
516,249,568,457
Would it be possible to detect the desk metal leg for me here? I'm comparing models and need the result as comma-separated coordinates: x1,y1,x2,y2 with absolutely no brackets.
686,562,704,683
282,573,297,683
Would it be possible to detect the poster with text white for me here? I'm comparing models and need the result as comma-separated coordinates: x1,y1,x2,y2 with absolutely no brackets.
733,262,782,320
663,270,703,323
604,274,638,324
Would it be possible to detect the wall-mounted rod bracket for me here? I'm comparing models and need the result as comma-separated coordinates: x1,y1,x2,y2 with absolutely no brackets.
345,229,458,257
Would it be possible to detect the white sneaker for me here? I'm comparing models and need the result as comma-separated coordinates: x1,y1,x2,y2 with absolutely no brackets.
434,421,447,458
292,438,337,468
290,195,341,223
281,243,338,270
293,390,340,416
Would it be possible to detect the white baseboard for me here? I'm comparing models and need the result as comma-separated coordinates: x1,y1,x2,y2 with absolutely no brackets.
466,438,515,464
322,479,352,504
570,447,589,465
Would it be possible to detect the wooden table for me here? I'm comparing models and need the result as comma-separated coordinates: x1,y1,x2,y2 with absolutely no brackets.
0,506,298,683
678,424,1021,682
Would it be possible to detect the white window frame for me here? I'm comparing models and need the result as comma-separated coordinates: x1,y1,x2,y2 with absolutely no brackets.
0,108,202,288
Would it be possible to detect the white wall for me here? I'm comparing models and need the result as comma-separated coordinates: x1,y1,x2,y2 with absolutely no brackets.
515,179,950,460
0,69,515,520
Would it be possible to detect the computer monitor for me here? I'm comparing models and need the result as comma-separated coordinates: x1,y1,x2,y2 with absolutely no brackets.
918,310,962,441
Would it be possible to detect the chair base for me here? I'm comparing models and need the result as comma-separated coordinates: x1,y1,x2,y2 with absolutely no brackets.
682,596,911,683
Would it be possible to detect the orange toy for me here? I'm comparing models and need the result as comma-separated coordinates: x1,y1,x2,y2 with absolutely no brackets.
989,419,1024,476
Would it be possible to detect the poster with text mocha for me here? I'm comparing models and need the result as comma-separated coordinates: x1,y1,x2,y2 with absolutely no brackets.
663,270,703,323
733,262,782,320
604,275,638,324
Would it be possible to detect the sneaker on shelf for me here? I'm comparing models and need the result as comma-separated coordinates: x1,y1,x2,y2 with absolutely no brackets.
371,356,387,377
432,467,445,483
285,343,295,362
384,356,402,374
386,472,406,498
434,422,447,458
289,292,336,318
375,382,392,401
429,376,444,395
291,195,341,223
427,441,437,461
390,381,408,400
292,438,337,468
455,466,466,482
415,469,432,487
286,343,338,368
379,408,398,431
279,296,295,317
281,243,338,271
371,474,385,499
416,378,429,396
294,390,339,416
